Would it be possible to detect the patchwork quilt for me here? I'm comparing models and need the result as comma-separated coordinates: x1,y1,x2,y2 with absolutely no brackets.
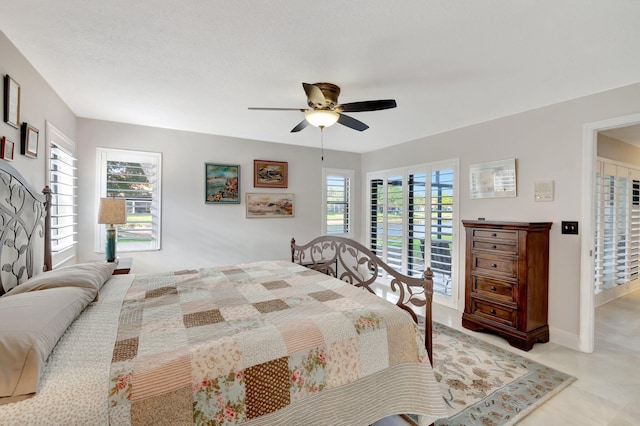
107,260,445,425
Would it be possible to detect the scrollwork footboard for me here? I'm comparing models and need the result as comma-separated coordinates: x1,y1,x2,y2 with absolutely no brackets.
291,236,435,364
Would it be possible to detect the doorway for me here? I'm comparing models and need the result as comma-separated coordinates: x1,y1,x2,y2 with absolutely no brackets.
581,113,640,353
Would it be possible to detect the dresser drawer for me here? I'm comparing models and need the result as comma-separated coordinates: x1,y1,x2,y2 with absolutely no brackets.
472,229,517,242
471,276,516,304
471,253,518,279
471,239,517,255
470,298,517,328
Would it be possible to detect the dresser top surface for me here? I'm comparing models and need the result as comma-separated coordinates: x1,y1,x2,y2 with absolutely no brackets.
462,220,552,231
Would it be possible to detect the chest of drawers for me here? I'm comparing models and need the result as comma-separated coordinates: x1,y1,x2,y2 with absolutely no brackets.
461,220,552,351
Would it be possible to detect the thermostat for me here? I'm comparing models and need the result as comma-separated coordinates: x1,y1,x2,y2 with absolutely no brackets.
534,180,554,202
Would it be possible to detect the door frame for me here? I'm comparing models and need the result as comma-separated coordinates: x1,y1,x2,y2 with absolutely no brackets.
581,112,640,353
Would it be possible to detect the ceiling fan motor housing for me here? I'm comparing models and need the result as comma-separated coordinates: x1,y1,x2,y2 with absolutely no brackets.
310,82,341,109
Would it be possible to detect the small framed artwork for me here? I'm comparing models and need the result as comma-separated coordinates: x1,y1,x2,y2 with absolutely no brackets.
205,163,240,204
469,158,517,199
0,137,15,161
20,122,39,158
246,193,294,218
4,75,20,128
254,159,288,188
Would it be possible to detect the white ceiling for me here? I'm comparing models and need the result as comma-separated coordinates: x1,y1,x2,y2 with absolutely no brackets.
1,1,639,153
601,124,640,147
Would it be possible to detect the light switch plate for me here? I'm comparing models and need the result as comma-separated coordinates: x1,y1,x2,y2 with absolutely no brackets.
561,221,579,235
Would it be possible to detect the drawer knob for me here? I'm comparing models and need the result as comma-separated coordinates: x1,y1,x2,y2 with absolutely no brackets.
492,245,497,249
491,233,497,237
490,286,497,291
491,263,497,268
490,309,496,315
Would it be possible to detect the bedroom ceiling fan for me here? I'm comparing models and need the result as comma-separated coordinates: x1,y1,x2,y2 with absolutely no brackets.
248,82,397,132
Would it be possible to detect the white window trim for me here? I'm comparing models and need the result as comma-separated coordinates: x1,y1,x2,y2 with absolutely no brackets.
322,168,354,238
95,148,162,254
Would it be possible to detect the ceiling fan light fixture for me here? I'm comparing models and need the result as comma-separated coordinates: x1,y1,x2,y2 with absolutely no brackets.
305,110,339,128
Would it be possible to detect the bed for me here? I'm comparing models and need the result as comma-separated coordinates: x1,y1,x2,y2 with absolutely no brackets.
0,161,446,425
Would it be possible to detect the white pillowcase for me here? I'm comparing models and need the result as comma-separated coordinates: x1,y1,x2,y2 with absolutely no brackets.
2,262,116,298
0,286,97,403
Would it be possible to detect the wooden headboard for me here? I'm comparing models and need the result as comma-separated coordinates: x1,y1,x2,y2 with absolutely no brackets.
0,161,51,295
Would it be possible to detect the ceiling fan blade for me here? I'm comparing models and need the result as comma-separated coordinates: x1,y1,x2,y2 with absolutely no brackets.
291,119,310,132
337,113,369,131
338,99,397,112
248,107,306,111
302,83,326,108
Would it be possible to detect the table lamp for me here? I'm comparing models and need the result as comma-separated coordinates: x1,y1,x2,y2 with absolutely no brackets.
98,197,126,262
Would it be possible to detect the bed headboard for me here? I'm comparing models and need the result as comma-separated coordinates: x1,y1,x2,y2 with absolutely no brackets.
0,161,51,295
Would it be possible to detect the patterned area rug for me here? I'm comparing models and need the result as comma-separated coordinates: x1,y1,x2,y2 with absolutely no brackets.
417,322,576,426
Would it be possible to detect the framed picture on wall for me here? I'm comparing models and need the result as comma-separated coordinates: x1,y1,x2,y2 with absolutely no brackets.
205,163,240,204
253,159,288,188
20,122,39,158
3,75,20,129
0,137,15,161
469,158,517,198
246,193,294,218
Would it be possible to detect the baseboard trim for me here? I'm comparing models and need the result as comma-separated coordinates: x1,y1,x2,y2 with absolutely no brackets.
549,326,581,351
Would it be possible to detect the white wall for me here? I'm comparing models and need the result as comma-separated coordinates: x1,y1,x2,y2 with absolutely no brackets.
75,119,361,273
361,82,640,349
0,32,76,188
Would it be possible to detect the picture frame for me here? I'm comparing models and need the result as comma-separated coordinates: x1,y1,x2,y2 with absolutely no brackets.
253,159,288,188
246,193,294,218
20,122,39,158
3,75,20,129
205,163,240,204
0,137,15,161
469,158,517,199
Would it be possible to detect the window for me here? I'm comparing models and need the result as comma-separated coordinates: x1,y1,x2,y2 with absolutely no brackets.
368,160,458,303
96,148,162,253
46,122,77,268
323,169,353,236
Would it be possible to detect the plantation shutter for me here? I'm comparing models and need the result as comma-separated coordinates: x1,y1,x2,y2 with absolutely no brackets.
594,159,640,299
49,142,77,266
368,161,457,300
323,169,353,236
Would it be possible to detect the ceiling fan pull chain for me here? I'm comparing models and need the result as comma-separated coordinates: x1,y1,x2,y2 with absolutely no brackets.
320,126,325,161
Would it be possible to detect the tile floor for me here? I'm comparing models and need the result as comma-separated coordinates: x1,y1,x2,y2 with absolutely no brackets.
372,289,640,426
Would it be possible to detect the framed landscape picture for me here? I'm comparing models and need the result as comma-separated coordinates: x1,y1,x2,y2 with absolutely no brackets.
253,159,288,188
246,193,294,218
205,163,240,204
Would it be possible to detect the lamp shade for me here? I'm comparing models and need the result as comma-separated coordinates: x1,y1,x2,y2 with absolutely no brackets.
98,198,126,225
305,110,339,128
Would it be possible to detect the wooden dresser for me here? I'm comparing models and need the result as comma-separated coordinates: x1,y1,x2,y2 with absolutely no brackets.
461,220,552,351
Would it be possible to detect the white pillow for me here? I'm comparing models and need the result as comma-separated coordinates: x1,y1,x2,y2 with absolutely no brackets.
0,286,96,403
2,262,116,297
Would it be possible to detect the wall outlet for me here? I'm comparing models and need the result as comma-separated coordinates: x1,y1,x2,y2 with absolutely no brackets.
561,221,579,235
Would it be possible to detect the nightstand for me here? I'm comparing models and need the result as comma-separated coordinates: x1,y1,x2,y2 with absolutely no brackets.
112,258,133,275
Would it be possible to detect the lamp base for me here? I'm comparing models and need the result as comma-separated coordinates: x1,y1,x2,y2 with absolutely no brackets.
105,226,117,262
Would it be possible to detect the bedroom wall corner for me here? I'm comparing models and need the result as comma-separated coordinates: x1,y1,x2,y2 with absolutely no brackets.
360,82,640,351
0,31,77,189
75,118,361,273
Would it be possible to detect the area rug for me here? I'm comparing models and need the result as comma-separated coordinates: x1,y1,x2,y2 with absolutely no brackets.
414,322,576,426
